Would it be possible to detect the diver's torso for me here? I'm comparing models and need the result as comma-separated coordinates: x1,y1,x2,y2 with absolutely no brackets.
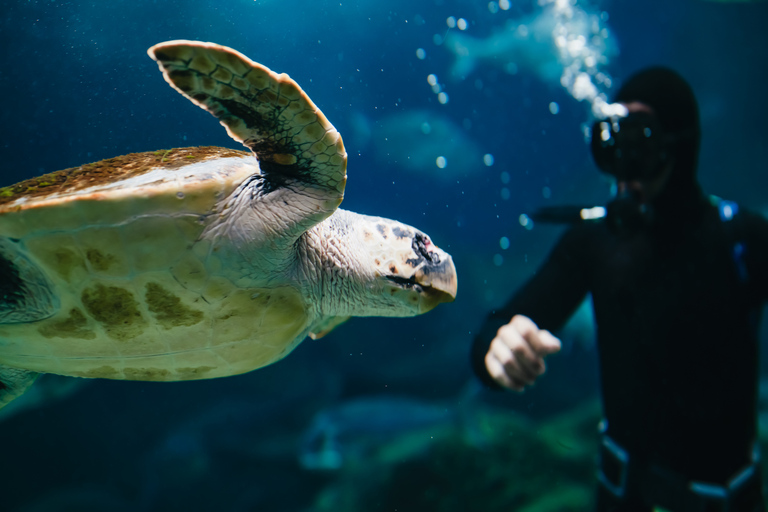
584,202,759,481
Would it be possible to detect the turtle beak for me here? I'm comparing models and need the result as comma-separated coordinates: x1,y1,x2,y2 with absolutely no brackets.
373,223,458,315
414,251,458,314
405,232,457,313
381,242,457,314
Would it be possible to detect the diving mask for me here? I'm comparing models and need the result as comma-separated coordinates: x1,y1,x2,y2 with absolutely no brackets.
590,112,676,182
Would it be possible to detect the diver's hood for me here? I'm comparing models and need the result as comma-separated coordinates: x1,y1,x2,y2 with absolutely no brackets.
613,67,703,223
534,69,706,236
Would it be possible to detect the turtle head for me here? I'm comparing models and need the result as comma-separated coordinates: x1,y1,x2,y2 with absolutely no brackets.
340,212,458,316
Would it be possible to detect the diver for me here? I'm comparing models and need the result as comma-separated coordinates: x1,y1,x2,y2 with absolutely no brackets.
471,67,768,511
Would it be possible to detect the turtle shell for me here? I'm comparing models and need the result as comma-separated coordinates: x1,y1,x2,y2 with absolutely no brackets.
0,147,312,381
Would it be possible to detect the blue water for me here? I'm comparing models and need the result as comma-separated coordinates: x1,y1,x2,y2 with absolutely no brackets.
1,0,767,510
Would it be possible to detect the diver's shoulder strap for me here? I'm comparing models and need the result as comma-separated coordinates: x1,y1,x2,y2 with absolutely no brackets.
710,195,748,283
713,196,739,222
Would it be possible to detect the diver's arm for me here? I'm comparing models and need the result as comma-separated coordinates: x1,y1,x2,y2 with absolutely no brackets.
471,226,591,390
744,209,768,300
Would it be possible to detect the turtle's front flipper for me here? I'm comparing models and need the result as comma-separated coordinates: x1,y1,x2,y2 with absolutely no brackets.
0,365,39,409
148,41,347,238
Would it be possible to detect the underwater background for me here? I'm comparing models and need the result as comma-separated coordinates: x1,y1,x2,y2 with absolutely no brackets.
1,0,767,510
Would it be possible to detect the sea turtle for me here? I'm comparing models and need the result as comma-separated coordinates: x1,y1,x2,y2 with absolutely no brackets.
0,40,457,409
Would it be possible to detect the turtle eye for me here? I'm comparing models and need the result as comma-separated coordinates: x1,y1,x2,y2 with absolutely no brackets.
413,233,440,264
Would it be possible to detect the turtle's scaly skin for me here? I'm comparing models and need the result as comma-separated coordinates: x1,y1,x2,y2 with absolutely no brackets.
0,41,457,389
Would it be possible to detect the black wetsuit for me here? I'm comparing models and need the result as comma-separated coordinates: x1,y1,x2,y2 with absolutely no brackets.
471,193,768,505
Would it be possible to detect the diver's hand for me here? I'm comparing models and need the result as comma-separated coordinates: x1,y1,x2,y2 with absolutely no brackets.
485,315,561,391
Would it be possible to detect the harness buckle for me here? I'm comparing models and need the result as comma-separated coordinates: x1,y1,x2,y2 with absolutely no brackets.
598,431,763,512
597,432,630,498
686,446,762,512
